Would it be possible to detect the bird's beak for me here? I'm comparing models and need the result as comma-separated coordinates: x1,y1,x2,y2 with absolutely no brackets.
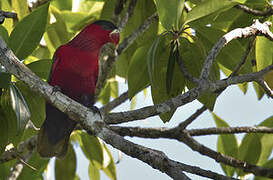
110,29,120,35
110,29,120,47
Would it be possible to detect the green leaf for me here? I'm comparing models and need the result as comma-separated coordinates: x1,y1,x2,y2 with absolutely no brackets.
44,5,71,54
26,59,51,80
0,72,11,88
60,11,93,32
166,42,177,95
0,102,9,155
15,81,45,127
0,0,13,33
99,81,111,105
55,143,76,180
212,113,238,177
0,25,9,43
256,116,273,165
128,45,150,99
0,159,17,180
10,83,30,133
31,46,51,60
102,144,116,180
256,36,273,89
148,35,185,122
110,80,118,99
11,0,29,20
89,161,100,180
237,133,261,176
8,2,49,60
184,0,235,25
154,0,184,30
255,158,273,180
52,0,72,10
80,132,104,169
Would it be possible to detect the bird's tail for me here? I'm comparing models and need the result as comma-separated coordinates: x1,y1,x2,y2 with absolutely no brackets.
37,103,76,158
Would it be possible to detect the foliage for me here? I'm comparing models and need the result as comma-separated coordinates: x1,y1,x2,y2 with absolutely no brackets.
0,0,273,179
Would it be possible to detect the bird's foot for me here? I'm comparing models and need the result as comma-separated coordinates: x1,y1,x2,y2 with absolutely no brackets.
89,106,102,118
51,85,61,95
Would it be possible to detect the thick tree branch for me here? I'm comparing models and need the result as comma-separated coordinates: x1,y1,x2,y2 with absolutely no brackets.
200,20,273,81
0,36,193,180
235,4,273,16
111,125,273,178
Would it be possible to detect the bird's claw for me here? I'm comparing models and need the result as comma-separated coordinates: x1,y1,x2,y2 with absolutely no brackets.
52,85,61,93
89,106,102,118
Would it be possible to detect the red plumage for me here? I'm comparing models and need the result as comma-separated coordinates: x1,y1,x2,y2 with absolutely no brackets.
37,20,119,158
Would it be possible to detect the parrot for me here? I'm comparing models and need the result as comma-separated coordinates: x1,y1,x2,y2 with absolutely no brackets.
37,20,120,158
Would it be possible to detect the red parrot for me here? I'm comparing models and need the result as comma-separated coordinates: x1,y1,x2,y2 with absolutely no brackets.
37,20,120,158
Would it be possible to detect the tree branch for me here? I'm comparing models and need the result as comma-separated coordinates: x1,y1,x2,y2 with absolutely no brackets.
256,79,273,98
200,20,273,81
0,10,17,20
0,35,193,180
118,0,137,29
111,125,273,178
235,4,273,17
100,91,129,115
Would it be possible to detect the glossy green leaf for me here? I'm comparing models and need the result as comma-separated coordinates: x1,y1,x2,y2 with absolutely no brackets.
237,133,261,176
11,0,29,20
26,59,51,80
52,0,72,10
212,113,238,177
148,35,185,122
128,45,150,99
0,25,9,43
0,159,17,180
99,81,111,105
166,42,177,95
256,116,273,165
80,132,104,169
89,161,100,180
0,72,11,88
0,0,13,33
154,0,184,30
0,102,9,155
10,83,30,133
102,144,117,180
44,5,70,54
55,143,76,180
15,81,45,127
61,11,93,32
256,36,273,89
185,0,235,25
32,46,51,60
17,150,49,180
110,80,118,99
9,2,49,60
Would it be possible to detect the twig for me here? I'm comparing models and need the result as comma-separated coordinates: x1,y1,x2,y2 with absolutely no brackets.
235,4,273,17
180,132,273,178
178,105,207,129
229,37,256,77
118,0,137,29
256,78,273,98
105,64,273,124
0,136,37,164
0,10,18,19
200,20,273,81
188,126,273,136
92,126,234,180
7,148,35,180
100,91,129,115
111,125,273,178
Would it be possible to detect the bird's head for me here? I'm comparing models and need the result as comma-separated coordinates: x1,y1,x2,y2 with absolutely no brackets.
86,20,120,47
